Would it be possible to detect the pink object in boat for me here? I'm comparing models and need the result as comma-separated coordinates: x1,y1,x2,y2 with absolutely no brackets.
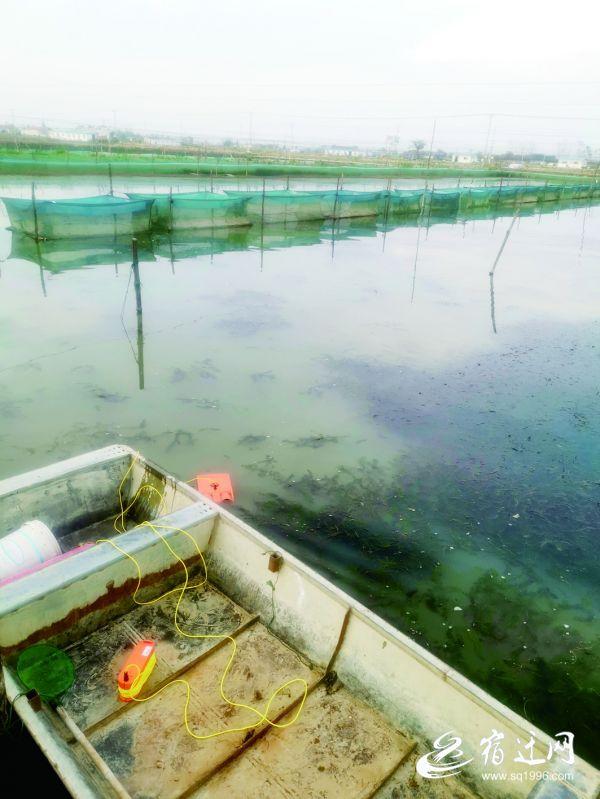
0,543,94,588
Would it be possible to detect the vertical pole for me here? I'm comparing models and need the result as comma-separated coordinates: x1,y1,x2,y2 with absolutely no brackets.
131,239,145,390
260,177,266,271
492,176,504,232
31,182,40,241
426,119,437,170
108,164,114,196
210,171,214,192
286,175,290,190
169,187,174,232
332,176,341,220
330,175,341,260
169,235,175,275
34,239,47,297
383,177,392,226
483,114,494,163
260,177,266,226
382,177,392,252
489,270,497,334
425,182,434,236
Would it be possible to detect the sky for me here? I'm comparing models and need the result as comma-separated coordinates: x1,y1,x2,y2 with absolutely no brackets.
1,0,599,154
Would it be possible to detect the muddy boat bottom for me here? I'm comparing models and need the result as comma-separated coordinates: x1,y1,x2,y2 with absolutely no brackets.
11,579,422,799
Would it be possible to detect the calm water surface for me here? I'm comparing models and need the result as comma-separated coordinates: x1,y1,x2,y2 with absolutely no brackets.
0,177,598,764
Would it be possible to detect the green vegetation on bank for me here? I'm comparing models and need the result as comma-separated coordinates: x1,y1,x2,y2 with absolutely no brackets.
0,147,596,182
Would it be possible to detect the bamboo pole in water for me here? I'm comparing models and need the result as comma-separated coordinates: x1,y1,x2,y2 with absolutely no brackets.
132,238,145,391
488,204,521,334
332,176,341,220
31,182,40,241
426,119,437,170
260,178,266,271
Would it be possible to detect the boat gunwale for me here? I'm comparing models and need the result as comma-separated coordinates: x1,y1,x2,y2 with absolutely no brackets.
210,496,563,755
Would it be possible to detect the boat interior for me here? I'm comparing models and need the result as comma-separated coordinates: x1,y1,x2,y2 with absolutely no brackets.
0,446,597,799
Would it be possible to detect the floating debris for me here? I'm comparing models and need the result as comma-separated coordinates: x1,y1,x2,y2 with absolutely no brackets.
284,435,340,449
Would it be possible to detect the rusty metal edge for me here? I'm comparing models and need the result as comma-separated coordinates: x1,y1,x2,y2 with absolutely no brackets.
0,554,202,659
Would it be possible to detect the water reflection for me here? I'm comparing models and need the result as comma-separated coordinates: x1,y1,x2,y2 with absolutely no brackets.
8,196,595,278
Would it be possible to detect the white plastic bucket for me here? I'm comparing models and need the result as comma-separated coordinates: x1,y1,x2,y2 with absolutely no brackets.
0,520,61,581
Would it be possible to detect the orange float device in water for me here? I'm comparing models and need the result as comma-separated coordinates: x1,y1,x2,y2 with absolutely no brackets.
117,640,156,702
195,473,234,503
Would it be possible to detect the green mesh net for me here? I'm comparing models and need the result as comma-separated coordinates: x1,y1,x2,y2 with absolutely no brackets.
2,183,599,240
329,190,386,218
17,644,75,702
2,194,154,239
225,190,333,222
126,192,251,230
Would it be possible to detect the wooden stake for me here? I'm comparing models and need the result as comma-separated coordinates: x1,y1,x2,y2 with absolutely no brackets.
260,178,266,271
426,119,437,170
132,239,145,391
332,176,341,220
31,182,40,241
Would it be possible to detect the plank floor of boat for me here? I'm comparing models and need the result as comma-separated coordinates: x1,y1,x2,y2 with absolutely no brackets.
60,582,419,799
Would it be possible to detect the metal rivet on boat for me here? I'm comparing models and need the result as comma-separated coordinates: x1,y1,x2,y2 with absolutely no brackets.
268,552,283,573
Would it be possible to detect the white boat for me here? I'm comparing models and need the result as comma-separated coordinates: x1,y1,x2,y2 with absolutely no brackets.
0,446,597,799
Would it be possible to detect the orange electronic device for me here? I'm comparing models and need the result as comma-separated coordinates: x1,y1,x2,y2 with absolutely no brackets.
117,640,156,702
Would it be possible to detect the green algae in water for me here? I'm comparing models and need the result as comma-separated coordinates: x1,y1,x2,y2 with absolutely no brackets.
241,458,600,766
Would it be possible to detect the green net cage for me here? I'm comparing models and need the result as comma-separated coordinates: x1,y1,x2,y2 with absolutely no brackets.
1,194,155,239
127,191,251,230
3,183,599,241
327,190,386,219
225,190,333,223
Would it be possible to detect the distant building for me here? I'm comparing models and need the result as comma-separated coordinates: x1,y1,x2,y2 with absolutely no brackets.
144,136,182,147
48,130,93,143
20,126,46,138
324,145,361,157
452,154,478,164
557,159,584,170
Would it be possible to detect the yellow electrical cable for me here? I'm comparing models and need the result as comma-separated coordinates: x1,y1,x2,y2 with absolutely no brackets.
97,454,308,741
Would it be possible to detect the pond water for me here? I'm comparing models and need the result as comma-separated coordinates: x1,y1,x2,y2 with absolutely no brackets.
0,177,598,765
